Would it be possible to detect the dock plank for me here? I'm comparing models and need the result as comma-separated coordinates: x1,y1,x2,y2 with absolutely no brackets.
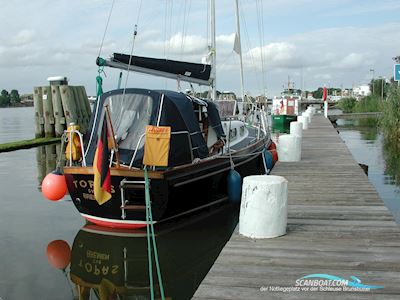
192,115,400,299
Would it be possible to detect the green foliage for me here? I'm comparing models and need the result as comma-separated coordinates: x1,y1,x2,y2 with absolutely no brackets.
0,89,23,107
382,138,400,185
337,97,357,113
354,95,382,113
369,78,389,99
0,89,10,107
312,87,323,99
380,85,400,142
10,89,21,103
310,87,342,99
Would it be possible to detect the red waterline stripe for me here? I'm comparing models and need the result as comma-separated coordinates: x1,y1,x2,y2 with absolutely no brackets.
84,216,148,229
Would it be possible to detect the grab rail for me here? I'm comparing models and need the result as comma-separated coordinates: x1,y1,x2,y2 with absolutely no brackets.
65,129,87,167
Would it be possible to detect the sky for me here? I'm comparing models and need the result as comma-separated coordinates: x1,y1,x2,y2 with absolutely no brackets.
1,0,400,97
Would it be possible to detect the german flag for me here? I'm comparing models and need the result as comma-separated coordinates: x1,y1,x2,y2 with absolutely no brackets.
93,117,112,205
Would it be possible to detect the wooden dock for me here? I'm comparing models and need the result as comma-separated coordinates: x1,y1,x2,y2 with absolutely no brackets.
193,115,400,299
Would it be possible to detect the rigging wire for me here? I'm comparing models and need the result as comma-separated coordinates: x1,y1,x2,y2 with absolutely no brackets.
98,0,116,58
122,0,143,98
180,0,192,59
163,0,168,58
206,0,210,47
255,0,267,96
239,2,262,93
167,1,174,57
180,0,188,59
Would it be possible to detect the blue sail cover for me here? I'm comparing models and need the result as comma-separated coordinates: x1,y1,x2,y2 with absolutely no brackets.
110,53,211,81
84,89,210,167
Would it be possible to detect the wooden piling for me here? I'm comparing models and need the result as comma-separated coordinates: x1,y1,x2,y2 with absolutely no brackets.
41,86,55,138
51,85,66,137
72,86,90,133
33,87,44,138
77,86,92,130
45,144,57,175
33,83,91,138
59,85,79,127
70,86,84,131
36,146,46,186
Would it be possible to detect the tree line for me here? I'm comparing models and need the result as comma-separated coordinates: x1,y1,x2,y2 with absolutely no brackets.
0,89,21,107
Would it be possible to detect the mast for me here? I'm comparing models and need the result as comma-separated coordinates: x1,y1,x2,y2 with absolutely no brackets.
234,0,245,103
210,0,217,100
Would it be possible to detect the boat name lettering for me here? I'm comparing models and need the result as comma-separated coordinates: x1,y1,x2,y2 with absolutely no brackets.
78,259,119,276
82,193,95,201
73,180,116,194
86,250,110,260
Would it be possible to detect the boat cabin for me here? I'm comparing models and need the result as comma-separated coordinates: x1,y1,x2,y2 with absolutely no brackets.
84,88,226,168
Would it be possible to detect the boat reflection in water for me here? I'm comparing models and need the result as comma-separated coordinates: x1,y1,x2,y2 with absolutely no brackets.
52,203,238,299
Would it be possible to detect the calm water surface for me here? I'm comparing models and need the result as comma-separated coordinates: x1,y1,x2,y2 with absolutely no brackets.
0,107,35,143
0,107,239,299
336,118,400,223
2,108,400,299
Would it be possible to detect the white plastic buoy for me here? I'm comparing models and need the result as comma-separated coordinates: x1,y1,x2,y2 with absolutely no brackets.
276,134,301,162
303,111,312,121
290,121,303,137
239,175,288,239
298,115,309,130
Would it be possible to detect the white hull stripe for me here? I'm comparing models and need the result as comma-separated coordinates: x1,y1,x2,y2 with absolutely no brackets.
80,213,157,225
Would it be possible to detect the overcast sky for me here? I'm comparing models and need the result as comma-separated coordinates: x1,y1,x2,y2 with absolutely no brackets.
1,0,400,97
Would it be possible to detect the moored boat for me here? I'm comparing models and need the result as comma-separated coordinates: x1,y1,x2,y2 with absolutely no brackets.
64,87,269,228
54,0,272,229
272,79,301,133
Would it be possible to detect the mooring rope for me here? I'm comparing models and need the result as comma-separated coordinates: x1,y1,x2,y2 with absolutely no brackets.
144,167,165,300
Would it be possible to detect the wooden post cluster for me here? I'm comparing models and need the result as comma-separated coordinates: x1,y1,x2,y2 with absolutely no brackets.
34,84,91,138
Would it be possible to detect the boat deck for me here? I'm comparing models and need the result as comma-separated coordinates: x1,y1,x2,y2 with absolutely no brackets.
192,115,400,299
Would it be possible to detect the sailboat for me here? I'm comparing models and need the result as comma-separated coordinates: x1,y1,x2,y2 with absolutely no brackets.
62,0,271,228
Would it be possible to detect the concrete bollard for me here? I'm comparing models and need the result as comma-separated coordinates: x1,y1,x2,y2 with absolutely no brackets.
297,115,309,130
309,107,316,115
303,111,312,121
277,134,301,162
290,121,303,137
239,175,288,239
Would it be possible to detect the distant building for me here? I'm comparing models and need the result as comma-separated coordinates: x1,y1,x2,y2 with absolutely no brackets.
353,85,371,97
329,95,342,102
342,89,351,97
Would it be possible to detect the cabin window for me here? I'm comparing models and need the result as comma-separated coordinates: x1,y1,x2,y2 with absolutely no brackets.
229,128,237,140
240,125,245,136
104,93,153,150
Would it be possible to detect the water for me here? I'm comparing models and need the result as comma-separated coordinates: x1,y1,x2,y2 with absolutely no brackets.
0,107,35,143
0,107,239,299
336,118,400,223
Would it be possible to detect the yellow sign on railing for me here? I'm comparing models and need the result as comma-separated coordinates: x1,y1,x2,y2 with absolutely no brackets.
143,125,171,167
